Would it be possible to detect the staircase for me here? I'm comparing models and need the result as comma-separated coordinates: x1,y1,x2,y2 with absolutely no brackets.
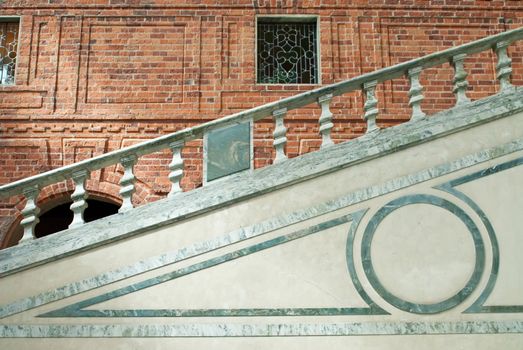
0,28,523,347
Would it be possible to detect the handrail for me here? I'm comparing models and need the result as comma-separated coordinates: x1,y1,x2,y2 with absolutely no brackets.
1,26,522,199
1,25,522,242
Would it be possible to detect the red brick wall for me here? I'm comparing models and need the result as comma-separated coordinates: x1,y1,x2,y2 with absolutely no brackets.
1,0,523,247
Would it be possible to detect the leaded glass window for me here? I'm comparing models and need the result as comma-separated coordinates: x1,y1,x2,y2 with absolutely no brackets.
0,19,19,85
257,19,318,84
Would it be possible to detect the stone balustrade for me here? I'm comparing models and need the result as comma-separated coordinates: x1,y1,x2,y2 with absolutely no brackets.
0,26,522,243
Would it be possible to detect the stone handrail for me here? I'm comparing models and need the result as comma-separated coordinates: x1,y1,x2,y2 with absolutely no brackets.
1,26,522,243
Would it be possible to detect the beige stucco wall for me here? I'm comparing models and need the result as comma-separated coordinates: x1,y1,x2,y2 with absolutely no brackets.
1,112,523,347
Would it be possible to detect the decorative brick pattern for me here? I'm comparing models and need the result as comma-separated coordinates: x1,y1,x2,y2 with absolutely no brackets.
0,1,522,247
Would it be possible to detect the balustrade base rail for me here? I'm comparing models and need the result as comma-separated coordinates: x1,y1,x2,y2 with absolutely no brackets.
0,26,522,245
1,87,522,276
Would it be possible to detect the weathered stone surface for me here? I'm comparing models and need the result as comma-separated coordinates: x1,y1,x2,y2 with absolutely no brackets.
1,25,523,348
1,88,522,277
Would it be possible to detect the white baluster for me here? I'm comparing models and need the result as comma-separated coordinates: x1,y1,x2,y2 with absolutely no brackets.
19,185,40,243
69,169,89,228
272,108,288,163
451,54,470,106
168,140,184,197
494,41,513,92
407,66,426,121
363,80,380,133
119,155,137,212
317,93,334,148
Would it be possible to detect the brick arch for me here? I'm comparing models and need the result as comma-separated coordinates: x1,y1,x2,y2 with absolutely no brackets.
86,180,123,207
1,188,77,249
0,182,124,249
0,175,165,249
0,214,22,250
87,177,163,207
0,194,29,250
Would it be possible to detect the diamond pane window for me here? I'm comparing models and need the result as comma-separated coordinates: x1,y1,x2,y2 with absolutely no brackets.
257,18,318,84
0,19,19,85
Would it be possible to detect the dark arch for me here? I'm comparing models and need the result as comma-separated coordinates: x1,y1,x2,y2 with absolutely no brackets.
34,198,120,238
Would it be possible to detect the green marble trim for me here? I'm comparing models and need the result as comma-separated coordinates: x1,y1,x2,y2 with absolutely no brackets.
1,320,523,337
436,156,523,314
345,209,385,311
440,156,523,189
39,308,379,318
3,89,523,281
361,194,485,314
2,139,523,320
40,209,387,318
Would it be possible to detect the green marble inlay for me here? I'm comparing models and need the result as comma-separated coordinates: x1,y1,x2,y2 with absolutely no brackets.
436,155,523,314
3,139,523,321
2,320,523,337
346,209,388,313
361,194,485,314
40,209,387,318
5,143,523,324
206,122,251,182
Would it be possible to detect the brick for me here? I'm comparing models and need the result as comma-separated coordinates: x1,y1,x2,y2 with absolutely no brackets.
0,1,521,247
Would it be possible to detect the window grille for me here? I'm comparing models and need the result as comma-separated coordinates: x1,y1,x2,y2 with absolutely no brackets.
257,20,318,84
0,19,19,85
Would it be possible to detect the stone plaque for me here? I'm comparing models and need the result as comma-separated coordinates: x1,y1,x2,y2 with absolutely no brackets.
205,122,251,182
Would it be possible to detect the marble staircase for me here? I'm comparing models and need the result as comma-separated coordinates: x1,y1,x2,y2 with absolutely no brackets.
0,28,523,347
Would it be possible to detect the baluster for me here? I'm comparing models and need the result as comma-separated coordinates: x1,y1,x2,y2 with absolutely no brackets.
69,169,89,229
407,66,426,121
119,155,137,212
363,80,380,133
19,185,40,243
451,54,470,106
494,41,513,92
168,140,184,197
317,93,334,148
272,108,288,164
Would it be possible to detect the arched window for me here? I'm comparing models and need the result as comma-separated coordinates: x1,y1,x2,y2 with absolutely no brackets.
3,197,120,247
34,198,120,238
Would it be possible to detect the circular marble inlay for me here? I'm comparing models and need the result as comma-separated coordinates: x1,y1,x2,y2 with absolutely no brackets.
361,194,484,314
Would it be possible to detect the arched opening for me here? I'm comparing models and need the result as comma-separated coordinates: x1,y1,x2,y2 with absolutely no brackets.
34,198,120,238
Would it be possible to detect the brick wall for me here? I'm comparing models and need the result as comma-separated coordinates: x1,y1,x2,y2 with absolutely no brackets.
1,0,522,247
